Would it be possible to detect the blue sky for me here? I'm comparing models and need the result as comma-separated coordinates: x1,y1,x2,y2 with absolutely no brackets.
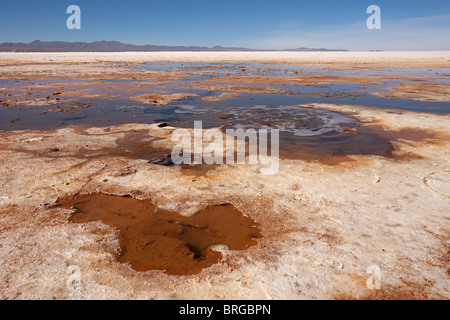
1,0,449,50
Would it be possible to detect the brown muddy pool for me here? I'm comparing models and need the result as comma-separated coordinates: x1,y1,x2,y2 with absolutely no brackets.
56,193,261,275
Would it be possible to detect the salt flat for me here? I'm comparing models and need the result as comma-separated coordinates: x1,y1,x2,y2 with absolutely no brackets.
1,51,450,68
0,52,449,300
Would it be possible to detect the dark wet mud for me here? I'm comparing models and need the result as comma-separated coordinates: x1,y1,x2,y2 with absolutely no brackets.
56,193,261,275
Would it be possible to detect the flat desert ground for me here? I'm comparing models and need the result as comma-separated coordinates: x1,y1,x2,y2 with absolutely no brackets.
0,52,449,299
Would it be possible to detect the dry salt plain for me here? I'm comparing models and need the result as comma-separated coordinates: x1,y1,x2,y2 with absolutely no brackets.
0,52,449,299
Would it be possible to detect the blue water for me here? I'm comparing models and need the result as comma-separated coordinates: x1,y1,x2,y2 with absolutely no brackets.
1,62,449,131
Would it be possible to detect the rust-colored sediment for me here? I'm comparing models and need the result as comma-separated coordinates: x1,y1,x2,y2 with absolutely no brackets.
129,93,199,106
56,193,261,275
372,83,450,102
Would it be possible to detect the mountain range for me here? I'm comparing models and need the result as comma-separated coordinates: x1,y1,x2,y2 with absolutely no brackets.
0,40,347,52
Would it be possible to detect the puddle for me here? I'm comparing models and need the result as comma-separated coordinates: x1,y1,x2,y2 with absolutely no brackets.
56,193,261,275
276,124,440,163
220,107,441,164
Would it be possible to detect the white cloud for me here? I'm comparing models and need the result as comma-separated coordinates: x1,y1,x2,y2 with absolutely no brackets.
236,15,450,51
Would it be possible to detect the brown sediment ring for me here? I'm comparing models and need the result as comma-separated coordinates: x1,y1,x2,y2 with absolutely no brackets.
423,171,450,198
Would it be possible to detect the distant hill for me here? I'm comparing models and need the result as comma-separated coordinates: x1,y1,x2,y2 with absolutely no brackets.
0,40,347,52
